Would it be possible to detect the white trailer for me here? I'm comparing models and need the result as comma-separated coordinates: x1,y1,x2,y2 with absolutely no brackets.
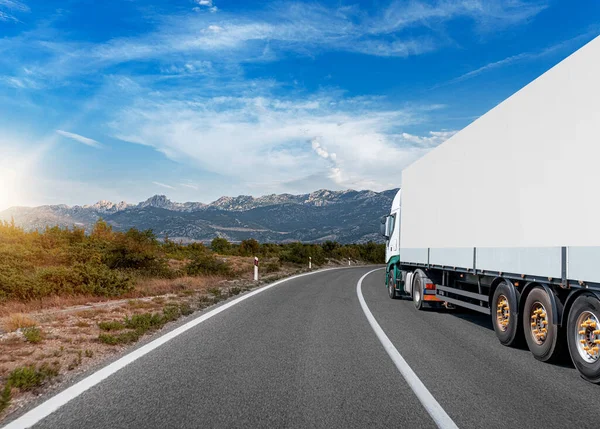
381,35,600,383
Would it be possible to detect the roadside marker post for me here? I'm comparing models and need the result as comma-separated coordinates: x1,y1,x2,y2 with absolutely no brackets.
309,257,312,270
348,258,351,266
253,257,259,281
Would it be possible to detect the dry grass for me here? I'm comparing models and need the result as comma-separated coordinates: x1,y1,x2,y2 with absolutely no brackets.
1,314,37,332
0,296,117,318
127,300,156,310
220,256,257,277
0,274,226,319
75,309,108,319
133,276,223,296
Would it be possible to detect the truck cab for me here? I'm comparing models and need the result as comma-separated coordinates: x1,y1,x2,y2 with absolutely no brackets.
380,190,401,296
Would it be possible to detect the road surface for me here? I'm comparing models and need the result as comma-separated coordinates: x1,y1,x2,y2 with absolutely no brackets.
5,267,600,428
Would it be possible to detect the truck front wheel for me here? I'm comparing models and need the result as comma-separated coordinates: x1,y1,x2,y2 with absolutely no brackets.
567,293,600,383
387,269,398,299
523,287,565,362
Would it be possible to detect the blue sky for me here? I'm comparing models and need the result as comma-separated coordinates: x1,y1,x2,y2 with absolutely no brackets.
0,0,598,210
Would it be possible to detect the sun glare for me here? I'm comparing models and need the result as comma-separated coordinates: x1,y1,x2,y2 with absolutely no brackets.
0,162,23,211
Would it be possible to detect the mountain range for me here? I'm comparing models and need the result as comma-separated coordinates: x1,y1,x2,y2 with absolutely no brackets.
0,189,398,244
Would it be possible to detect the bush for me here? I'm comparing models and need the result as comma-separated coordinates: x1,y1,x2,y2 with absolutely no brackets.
0,383,11,414
263,260,281,273
239,239,259,257
99,306,188,345
99,331,140,345
23,326,43,344
186,254,231,277
280,243,325,265
98,321,125,331
162,304,180,322
73,263,133,296
8,363,59,391
211,237,231,254
124,312,164,332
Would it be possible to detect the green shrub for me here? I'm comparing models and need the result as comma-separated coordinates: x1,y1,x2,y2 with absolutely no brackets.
0,383,11,414
228,286,242,296
23,326,43,344
239,239,259,257
8,363,59,391
74,263,133,296
98,321,125,331
207,287,221,298
280,243,325,265
162,304,180,322
263,260,281,273
99,307,186,345
186,254,231,277
98,330,140,345
179,303,194,316
211,237,231,254
124,312,165,332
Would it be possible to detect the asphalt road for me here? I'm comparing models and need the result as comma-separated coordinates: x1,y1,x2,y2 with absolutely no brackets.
6,267,600,428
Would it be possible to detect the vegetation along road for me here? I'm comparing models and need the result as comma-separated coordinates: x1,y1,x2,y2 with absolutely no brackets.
4,267,600,428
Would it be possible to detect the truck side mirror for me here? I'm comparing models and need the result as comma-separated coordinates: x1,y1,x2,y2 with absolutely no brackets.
380,216,389,239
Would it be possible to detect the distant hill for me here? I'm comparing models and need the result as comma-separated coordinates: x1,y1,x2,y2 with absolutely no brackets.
0,189,398,244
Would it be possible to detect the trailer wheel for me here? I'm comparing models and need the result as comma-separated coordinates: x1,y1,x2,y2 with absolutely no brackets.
491,281,522,347
387,269,398,299
412,272,424,310
567,294,600,383
523,287,565,362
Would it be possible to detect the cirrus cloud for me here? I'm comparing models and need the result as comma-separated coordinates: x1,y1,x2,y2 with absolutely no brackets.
111,93,455,193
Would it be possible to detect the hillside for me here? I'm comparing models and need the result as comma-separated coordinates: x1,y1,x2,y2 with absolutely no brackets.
0,189,397,244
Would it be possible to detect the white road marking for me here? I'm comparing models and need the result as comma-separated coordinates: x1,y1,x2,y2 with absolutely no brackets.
2,268,344,429
357,268,459,429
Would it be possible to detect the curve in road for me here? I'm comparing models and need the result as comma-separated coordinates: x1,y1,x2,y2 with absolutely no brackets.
3,267,600,429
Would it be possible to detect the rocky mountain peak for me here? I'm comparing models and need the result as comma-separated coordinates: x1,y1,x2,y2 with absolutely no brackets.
138,195,175,210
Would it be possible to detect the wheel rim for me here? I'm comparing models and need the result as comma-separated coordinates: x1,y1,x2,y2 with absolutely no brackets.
496,294,510,332
529,302,549,345
388,275,394,296
414,283,421,303
575,311,600,363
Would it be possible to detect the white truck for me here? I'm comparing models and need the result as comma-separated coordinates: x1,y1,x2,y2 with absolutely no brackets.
381,35,600,383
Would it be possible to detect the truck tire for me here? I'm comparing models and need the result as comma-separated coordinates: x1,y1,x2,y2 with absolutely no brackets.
413,272,424,310
387,269,398,299
491,281,522,347
567,293,600,383
523,287,565,362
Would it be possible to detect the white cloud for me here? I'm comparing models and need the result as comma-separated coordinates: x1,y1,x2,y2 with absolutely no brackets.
111,93,450,192
441,30,598,86
56,130,103,149
399,130,457,147
194,0,217,12
0,0,29,22
0,0,549,88
374,0,547,34
0,0,29,10
180,183,199,190
152,181,175,189
0,75,40,89
160,60,213,75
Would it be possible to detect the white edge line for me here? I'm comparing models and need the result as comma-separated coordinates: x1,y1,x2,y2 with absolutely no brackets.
357,268,459,429
2,267,345,429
